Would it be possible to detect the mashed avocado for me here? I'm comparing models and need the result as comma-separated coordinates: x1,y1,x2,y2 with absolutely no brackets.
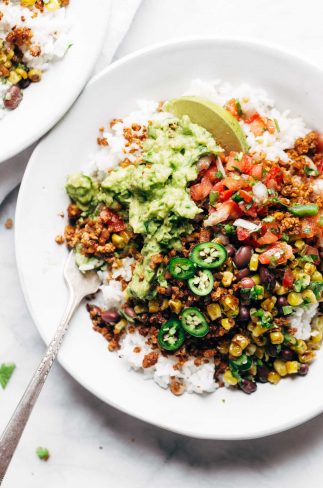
66,174,97,212
101,115,221,299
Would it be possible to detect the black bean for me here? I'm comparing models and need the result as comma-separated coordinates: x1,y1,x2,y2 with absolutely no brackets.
18,78,31,90
164,285,173,297
240,277,255,289
123,306,136,318
236,268,250,280
277,296,288,308
101,309,120,323
280,349,294,361
238,306,250,322
257,365,270,383
298,364,309,376
267,344,279,357
225,244,235,257
4,85,23,110
239,379,257,394
259,266,276,290
233,246,253,269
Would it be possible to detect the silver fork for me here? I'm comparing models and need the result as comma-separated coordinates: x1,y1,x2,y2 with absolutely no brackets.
0,252,100,484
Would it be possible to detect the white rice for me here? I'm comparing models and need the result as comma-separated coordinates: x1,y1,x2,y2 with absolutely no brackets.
290,303,319,340
0,0,71,118
86,79,318,395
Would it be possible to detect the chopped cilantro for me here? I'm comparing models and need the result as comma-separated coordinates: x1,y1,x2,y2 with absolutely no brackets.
236,99,243,116
299,254,318,264
232,192,243,203
309,281,323,298
0,363,16,389
293,279,308,292
36,447,50,461
215,171,224,180
209,190,219,206
241,285,264,301
262,215,275,223
304,166,319,177
223,224,236,236
156,266,168,288
281,233,290,242
282,305,293,315
245,201,254,210
251,309,272,327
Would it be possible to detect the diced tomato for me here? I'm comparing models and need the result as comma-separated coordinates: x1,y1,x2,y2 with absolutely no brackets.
263,165,283,187
256,231,279,246
237,227,251,241
190,176,213,201
249,114,266,136
239,190,253,203
303,245,320,264
282,268,294,289
219,189,235,202
212,181,226,193
240,202,258,218
223,175,248,191
203,164,220,183
316,155,323,174
226,153,253,175
206,201,242,226
298,217,318,239
245,112,260,124
226,98,240,119
250,163,263,180
258,242,294,265
100,208,126,232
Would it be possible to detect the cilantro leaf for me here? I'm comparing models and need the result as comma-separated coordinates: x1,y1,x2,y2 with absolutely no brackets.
0,363,16,389
36,447,50,461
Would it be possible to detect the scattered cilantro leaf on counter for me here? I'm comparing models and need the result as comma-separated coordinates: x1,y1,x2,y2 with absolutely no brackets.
0,363,16,389
36,447,50,461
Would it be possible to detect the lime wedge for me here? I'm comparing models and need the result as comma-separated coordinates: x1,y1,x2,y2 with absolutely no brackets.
166,96,248,153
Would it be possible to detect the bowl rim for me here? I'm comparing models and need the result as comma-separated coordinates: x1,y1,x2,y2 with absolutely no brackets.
15,36,323,440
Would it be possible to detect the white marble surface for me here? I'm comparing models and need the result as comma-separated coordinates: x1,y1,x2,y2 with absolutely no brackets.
2,0,323,486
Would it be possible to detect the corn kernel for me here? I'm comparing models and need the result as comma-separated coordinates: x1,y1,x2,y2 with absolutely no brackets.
229,342,242,357
246,344,257,355
304,263,316,275
168,299,182,314
148,300,160,313
287,292,303,306
134,304,147,314
15,67,28,79
261,296,277,312
221,295,239,317
206,303,222,320
270,331,284,344
111,233,126,248
20,0,37,5
160,299,169,311
223,370,238,386
249,364,257,376
268,371,281,384
253,336,266,346
312,270,323,282
114,319,127,334
28,68,42,82
252,324,268,337
276,285,288,295
221,318,235,331
286,361,299,374
218,340,230,354
232,334,250,350
45,0,61,11
273,359,287,377
249,254,259,271
295,239,305,250
222,271,234,287
293,339,307,354
251,274,260,285
298,351,315,363
302,289,317,304
8,71,21,84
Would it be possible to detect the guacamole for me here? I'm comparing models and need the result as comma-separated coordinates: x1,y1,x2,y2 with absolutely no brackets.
100,115,221,299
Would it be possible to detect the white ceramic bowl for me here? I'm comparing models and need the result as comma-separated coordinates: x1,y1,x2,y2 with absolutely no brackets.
0,0,110,163
16,38,323,439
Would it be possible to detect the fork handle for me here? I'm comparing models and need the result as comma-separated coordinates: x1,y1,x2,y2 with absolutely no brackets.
0,292,80,485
